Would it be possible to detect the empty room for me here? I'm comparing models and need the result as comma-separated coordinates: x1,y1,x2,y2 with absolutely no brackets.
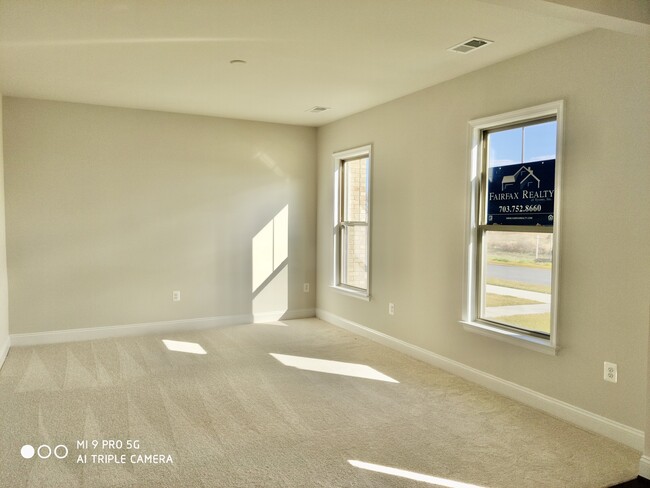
0,1,649,487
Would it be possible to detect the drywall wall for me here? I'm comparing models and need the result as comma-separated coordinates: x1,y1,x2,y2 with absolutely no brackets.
645,305,650,476
0,96,9,366
4,98,316,334
317,28,650,430
544,0,650,24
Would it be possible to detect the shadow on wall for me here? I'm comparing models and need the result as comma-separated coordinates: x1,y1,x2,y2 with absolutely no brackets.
252,205,289,322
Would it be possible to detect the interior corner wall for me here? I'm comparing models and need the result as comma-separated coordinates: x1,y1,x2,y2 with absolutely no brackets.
316,28,650,431
0,95,9,366
3,98,317,334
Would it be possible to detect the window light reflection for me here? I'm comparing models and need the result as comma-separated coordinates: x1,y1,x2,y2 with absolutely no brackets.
162,339,207,355
348,460,487,488
270,353,398,383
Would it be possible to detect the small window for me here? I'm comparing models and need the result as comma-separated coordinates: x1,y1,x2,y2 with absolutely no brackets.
464,102,563,352
332,145,371,298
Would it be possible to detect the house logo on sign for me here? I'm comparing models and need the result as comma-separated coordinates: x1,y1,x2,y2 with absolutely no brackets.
501,166,540,191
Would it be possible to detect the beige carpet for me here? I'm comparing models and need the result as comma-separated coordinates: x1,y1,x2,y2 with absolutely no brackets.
0,318,640,487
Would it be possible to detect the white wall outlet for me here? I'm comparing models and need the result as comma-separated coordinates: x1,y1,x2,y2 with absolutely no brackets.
604,361,617,383
303,283,310,293
388,302,395,316
172,290,181,302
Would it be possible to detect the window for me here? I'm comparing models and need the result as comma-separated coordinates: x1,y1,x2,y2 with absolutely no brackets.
463,102,563,353
332,145,371,298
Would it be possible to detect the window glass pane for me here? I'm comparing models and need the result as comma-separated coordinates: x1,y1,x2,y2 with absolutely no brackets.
481,230,552,335
487,127,522,168
343,157,368,222
523,120,556,162
342,225,368,289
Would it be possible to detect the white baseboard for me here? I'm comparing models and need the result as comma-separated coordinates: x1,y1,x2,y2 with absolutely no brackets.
10,308,317,347
640,456,650,479
254,308,315,323
10,313,254,347
316,308,645,452
0,334,10,370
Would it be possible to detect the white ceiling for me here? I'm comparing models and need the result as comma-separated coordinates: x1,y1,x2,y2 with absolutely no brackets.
0,0,645,126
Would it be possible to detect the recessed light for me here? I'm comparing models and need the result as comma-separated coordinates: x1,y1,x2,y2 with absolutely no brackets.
306,106,331,113
229,59,247,65
448,37,493,54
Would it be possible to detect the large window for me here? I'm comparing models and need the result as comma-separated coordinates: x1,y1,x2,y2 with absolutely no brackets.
333,145,371,298
464,102,563,352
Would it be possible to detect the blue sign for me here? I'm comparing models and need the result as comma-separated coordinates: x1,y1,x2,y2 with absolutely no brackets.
486,159,555,226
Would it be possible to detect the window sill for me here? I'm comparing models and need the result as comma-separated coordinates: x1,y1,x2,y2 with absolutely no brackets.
330,285,370,301
460,320,558,355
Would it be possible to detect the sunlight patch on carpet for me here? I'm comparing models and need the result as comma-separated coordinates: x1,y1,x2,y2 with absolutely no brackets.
270,353,398,383
162,340,207,355
348,460,487,487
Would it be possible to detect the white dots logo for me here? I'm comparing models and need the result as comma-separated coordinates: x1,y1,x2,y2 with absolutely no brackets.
53,445,69,459
21,444,68,460
20,445,35,459
38,445,52,459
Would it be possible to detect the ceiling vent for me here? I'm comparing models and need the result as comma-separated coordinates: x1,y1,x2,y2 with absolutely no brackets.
307,106,331,113
448,37,493,54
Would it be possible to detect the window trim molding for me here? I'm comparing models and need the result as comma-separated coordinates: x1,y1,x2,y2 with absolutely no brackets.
461,101,564,352
331,144,372,300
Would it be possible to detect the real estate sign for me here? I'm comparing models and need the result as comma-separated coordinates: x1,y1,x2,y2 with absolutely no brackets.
486,159,555,226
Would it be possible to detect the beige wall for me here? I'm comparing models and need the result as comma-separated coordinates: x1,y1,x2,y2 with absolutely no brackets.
317,29,650,429
647,304,650,461
0,96,9,358
4,98,316,333
544,0,650,23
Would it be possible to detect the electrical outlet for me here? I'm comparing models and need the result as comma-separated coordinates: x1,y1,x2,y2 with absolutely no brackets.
388,302,395,316
604,362,617,383
172,290,181,302
303,283,310,293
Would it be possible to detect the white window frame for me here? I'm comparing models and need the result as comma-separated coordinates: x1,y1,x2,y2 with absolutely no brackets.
461,101,564,354
331,145,372,300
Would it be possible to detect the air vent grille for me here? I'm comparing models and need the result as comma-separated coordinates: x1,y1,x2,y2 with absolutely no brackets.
448,37,493,54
